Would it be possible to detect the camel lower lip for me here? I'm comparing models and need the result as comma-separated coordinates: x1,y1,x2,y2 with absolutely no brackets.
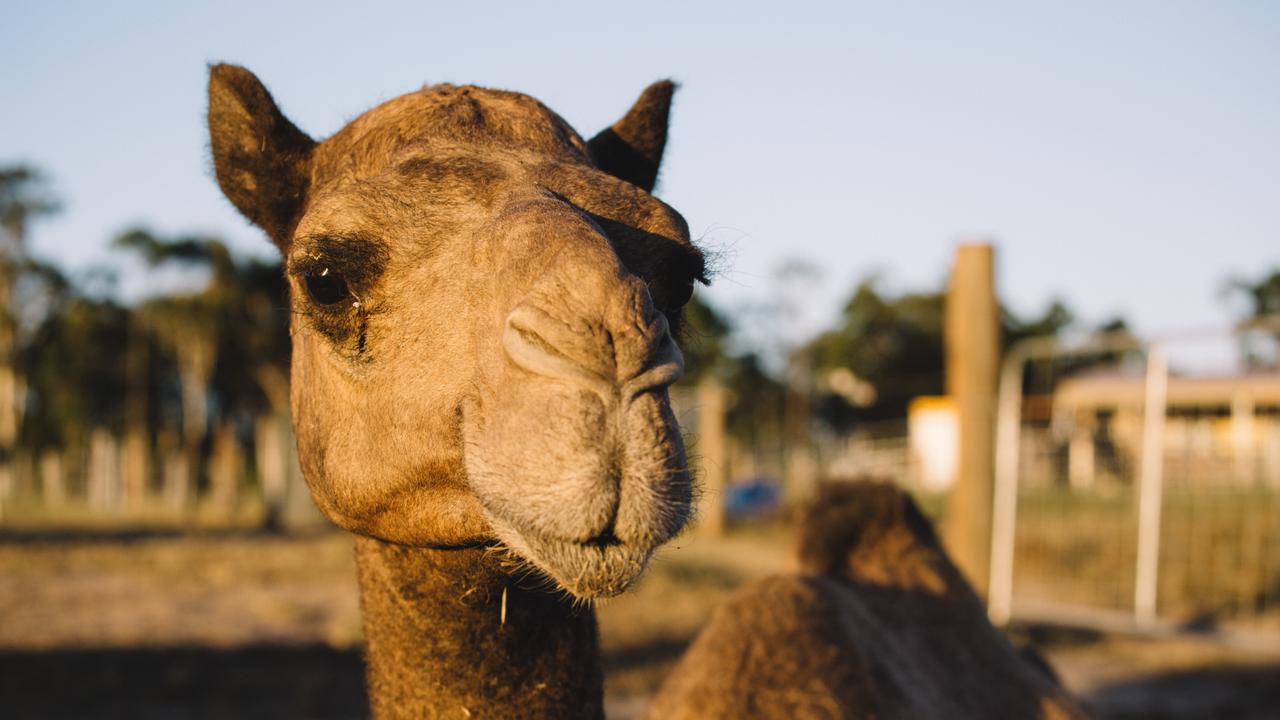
531,537,652,598
485,512,654,598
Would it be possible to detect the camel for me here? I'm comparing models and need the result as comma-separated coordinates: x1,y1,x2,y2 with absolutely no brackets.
208,63,699,719
207,65,1084,719
646,482,1085,719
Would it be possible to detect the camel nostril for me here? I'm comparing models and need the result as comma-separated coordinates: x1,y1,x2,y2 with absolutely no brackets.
502,303,683,398
510,322,569,366
503,307,610,391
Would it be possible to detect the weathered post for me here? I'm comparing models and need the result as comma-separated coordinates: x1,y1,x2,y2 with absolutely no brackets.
39,449,64,508
209,421,242,519
1134,343,1168,628
158,430,189,513
943,243,999,597
121,316,151,511
256,413,288,528
0,255,14,521
87,428,122,512
782,354,818,509
696,378,730,537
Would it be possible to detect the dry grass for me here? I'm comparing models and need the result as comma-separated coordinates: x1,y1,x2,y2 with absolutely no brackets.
0,528,363,651
1,520,1277,719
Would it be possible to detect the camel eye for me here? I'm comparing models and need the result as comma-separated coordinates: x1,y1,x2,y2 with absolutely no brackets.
669,279,694,310
304,270,350,306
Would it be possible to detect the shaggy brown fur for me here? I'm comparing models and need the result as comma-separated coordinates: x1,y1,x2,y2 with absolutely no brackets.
207,64,699,717
647,482,1087,719
355,538,602,719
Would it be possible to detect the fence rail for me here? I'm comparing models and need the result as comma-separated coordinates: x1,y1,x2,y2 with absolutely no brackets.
989,320,1280,642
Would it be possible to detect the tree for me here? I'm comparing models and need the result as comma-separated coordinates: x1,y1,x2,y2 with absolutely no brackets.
676,290,732,384
113,228,290,517
805,278,946,426
1230,269,1280,320
1228,268,1280,370
802,275,1095,429
21,288,131,449
0,166,61,245
0,166,62,512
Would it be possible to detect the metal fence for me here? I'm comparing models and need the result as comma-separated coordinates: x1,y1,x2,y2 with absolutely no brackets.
988,321,1280,644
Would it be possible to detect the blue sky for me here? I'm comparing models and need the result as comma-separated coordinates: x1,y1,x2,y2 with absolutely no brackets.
3,1,1278,348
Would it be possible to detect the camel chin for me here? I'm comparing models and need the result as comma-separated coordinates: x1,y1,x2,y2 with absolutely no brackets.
485,512,657,599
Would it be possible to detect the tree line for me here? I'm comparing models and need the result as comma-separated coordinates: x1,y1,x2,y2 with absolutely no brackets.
1,163,1277,514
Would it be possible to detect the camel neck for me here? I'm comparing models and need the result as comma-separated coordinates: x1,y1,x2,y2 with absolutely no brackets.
353,536,603,720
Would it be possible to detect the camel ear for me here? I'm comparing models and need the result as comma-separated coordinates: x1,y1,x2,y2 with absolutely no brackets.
587,80,676,193
207,63,315,251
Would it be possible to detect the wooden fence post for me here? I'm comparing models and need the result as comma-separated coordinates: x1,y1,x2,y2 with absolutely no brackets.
696,379,729,537
209,421,242,519
942,243,999,597
39,449,64,508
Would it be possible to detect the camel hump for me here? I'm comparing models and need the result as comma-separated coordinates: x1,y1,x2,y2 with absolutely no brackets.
644,574,882,720
796,480,970,598
648,481,1088,719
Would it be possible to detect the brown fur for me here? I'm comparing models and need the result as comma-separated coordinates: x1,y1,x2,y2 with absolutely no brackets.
647,482,1087,719
208,64,700,717
355,538,602,719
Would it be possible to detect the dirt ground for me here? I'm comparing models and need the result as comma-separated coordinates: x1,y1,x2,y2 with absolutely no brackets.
1,524,1277,719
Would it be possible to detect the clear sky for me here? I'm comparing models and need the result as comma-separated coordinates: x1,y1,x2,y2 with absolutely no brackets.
3,1,1278,345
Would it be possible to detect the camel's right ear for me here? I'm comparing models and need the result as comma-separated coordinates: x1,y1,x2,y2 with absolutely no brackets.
207,63,315,251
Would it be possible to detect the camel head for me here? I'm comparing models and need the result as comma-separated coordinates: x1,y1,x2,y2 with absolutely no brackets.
207,65,704,598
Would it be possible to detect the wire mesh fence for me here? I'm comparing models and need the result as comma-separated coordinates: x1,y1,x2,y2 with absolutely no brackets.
990,321,1280,643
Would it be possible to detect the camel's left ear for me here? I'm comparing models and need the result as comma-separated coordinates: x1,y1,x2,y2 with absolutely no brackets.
208,63,315,251
587,80,676,193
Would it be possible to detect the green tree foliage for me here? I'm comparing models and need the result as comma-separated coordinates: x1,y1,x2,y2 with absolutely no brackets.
22,289,131,449
1,166,66,458
113,228,290,432
803,276,1087,427
18,225,292,458
1228,268,1280,369
0,166,61,243
1229,269,1280,321
806,279,947,425
675,290,788,444
676,290,732,384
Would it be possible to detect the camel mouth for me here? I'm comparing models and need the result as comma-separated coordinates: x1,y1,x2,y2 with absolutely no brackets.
460,373,692,599
484,510,658,599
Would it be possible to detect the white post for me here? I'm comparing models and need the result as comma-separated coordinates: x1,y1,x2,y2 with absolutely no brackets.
1134,343,1168,628
1231,392,1255,485
988,347,1026,625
